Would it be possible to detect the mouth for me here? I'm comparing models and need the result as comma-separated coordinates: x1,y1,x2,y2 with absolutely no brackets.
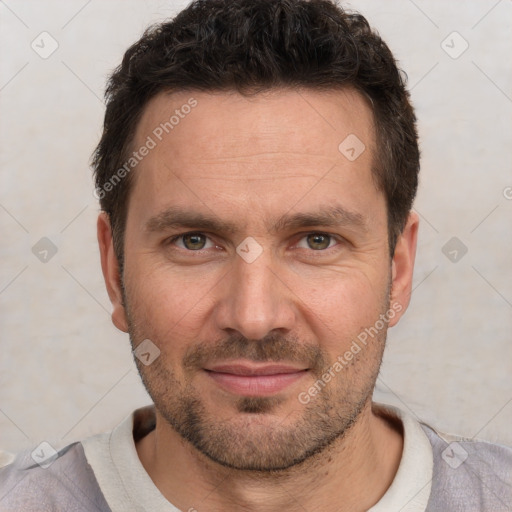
204,361,309,396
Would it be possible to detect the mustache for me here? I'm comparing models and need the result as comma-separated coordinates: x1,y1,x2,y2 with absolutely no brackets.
183,332,327,374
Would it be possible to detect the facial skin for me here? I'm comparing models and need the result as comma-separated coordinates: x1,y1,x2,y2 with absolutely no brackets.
98,88,418,511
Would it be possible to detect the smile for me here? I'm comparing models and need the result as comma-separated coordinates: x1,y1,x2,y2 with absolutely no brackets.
204,362,309,396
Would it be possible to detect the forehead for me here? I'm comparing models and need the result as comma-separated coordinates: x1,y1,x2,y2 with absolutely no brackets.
134,87,375,161
127,87,381,229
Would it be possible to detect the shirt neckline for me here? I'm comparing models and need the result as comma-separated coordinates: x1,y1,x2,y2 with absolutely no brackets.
83,402,433,512
368,403,433,511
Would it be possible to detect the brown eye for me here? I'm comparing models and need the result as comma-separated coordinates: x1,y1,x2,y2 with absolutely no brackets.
306,233,332,250
181,233,207,250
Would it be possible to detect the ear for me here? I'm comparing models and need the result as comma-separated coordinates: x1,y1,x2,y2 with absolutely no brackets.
388,211,419,327
97,212,129,333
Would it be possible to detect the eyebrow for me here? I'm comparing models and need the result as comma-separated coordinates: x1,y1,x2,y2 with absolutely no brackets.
145,204,368,235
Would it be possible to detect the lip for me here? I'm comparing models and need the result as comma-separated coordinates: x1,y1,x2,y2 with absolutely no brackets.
204,361,309,396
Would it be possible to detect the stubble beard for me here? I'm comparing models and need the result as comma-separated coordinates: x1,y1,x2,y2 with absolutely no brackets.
125,291,389,472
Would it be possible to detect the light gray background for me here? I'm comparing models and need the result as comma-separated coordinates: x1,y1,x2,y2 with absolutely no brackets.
1,0,511,455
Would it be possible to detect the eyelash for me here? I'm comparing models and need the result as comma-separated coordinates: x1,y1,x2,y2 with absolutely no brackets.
165,231,343,255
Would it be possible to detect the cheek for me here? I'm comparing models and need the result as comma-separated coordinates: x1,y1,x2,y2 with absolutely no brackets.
293,266,390,351
125,263,218,347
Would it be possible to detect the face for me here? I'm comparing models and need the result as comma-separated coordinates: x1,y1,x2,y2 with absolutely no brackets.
98,87,417,471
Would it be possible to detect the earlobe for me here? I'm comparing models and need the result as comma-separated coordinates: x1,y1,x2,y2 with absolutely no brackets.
388,211,419,328
97,212,129,333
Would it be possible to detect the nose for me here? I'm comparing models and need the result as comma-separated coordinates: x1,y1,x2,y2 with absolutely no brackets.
213,247,296,341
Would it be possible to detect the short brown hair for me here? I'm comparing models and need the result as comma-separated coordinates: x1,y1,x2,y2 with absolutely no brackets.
92,0,420,271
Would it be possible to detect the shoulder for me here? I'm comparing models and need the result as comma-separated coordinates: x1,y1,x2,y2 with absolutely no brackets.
421,422,512,511
0,442,111,512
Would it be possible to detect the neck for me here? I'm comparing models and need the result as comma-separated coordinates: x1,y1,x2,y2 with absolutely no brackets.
136,400,403,512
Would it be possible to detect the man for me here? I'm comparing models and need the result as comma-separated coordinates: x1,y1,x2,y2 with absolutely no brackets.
1,0,511,510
